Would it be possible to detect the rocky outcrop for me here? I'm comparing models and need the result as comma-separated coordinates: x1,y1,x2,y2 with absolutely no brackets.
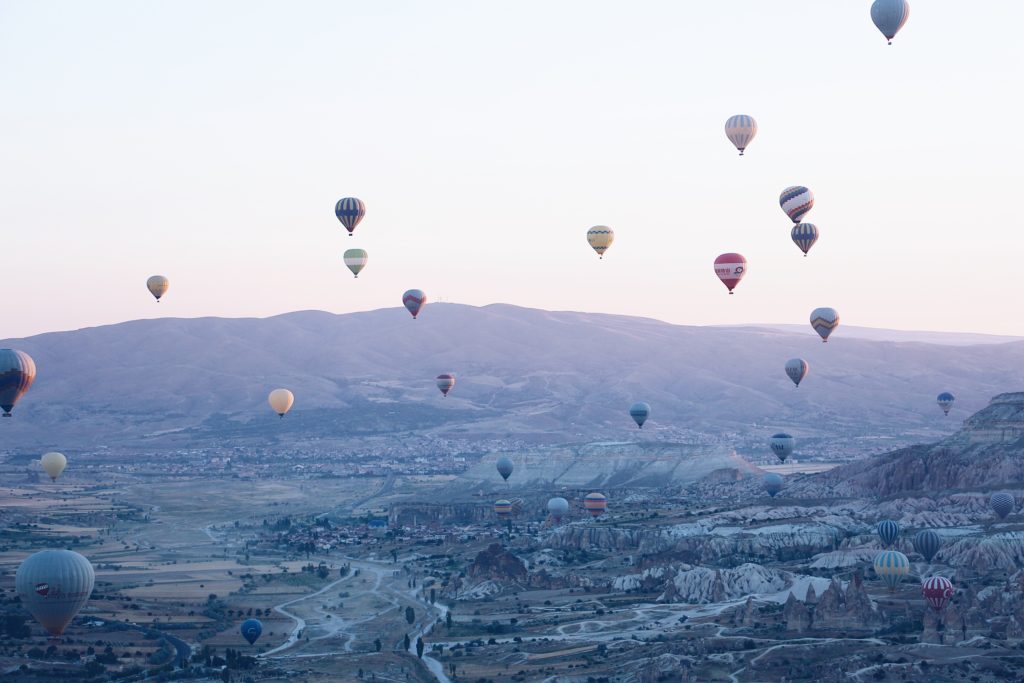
783,592,810,632
964,392,1024,444
784,572,883,632
613,563,790,604
389,502,491,527
467,543,527,582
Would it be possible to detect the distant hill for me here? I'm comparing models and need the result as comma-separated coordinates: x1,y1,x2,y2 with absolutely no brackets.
2,304,1024,451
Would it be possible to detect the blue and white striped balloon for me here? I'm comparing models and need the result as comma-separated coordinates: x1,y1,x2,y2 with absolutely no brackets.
877,519,901,548
779,186,814,224
724,115,757,156
334,197,366,236
791,223,819,257
871,0,910,45
873,550,910,591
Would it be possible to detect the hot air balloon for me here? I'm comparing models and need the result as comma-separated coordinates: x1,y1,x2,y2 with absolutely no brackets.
873,550,910,591
785,358,809,388
809,307,840,343
586,226,614,259
240,618,263,645
268,389,294,418
494,499,513,520
913,530,942,563
763,472,783,498
791,223,819,257
714,253,747,294
921,576,953,612
871,0,910,45
991,492,1015,520
584,492,607,518
403,289,426,319
629,402,650,429
937,392,955,416
724,115,757,156
40,452,67,482
335,197,366,236
436,374,455,398
343,249,368,278
496,456,513,482
16,550,94,636
547,497,569,522
770,433,794,463
779,186,814,224
146,275,169,302
877,519,901,548
0,349,36,417
509,498,524,517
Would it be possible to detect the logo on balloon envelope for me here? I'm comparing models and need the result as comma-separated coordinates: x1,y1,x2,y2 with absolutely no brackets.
34,583,49,597
714,254,747,294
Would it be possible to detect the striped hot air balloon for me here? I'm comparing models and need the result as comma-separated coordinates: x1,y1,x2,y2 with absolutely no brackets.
770,433,794,463
586,226,614,259
714,253,747,294
779,186,814,223
921,576,954,612
913,529,942,563
334,197,366,236
873,550,910,591
871,0,910,45
791,223,819,257
877,519,901,548
785,358,809,388
0,349,36,417
584,492,607,518
436,374,455,397
629,402,650,429
343,249,368,278
991,492,1015,520
937,392,955,416
809,307,840,343
724,115,757,156
763,473,783,498
494,500,513,520
402,289,426,319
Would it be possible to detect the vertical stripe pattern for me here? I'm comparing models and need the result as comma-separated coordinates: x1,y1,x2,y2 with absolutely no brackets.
334,197,367,234
724,114,758,155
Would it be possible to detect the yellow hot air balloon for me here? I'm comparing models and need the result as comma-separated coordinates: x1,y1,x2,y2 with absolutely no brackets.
40,452,67,482
147,275,170,302
268,389,294,417
586,226,614,259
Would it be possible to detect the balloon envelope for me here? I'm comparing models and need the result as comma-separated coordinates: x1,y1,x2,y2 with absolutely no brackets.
0,349,36,416
877,519,901,548
629,402,650,429
779,186,814,223
937,392,955,416
791,223,819,256
436,374,455,397
402,289,426,319
16,550,95,636
913,529,942,563
41,452,67,482
809,307,840,342
343,249,368,278
494,499,513,519
770,433,794,463
714,253,747,294
584,492,607,517
335,197,366,235
785,358,809,387
240,618,263,645
873,550,910,591
921,576,953,612
991,492,1014,520
586,226,614,259
146,275,169,301
871,0,910,43
724,115,757,155
763,473,783,497
268,389,294,417
496,456,513,481
547,497,569,520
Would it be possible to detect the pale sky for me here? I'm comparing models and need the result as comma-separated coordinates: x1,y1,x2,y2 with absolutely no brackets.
1,1,1021,339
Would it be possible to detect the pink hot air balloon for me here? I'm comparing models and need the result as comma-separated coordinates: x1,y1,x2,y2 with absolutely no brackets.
402,289,426,319
921,576,954,612
714,253,747,294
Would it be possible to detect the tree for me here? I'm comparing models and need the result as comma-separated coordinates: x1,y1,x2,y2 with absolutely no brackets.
405,606,415,625
446,611,452,629
430,588,436,604
374,638,382,652
416,637,424,659
403,633,411,651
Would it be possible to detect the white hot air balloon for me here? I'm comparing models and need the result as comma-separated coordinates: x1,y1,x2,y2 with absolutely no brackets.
16,550,95,636
40,452,67,482
724,115,757,155
268,389,294,417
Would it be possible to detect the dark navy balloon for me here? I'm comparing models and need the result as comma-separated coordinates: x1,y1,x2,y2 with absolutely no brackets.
240,618,263,645
0,349,36,417
334,197,366,236
913,529,942,563
629,402,650,429
991,492,1015,520
877,519,901,548
763,473,783,498
770,433,794,463
496,456,513,482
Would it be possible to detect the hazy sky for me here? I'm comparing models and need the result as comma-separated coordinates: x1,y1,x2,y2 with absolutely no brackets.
1,1,1021,339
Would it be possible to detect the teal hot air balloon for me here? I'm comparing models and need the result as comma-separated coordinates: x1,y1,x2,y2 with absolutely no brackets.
913,529,942,563
763,473,783,498
16,550,95,636
871,0,910,45
629,402,650,429
496,456,513,482
873,550,910,591
240,618,263,645
343,249,368,278
0,349,36,417
770,433,794,463
877,519,901,548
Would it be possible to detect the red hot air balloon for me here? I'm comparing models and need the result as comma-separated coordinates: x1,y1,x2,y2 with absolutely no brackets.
921,576,954,612
403,289,426,319
714,254,747,294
